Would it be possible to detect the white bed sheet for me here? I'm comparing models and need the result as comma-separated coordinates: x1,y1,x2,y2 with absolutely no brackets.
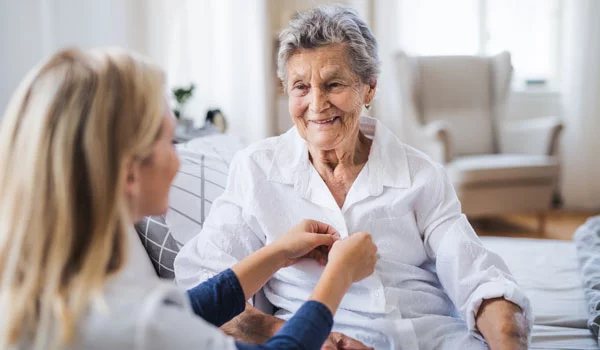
481,236,598,349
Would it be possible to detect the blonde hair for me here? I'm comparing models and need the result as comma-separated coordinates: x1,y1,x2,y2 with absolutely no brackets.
0,48,165,349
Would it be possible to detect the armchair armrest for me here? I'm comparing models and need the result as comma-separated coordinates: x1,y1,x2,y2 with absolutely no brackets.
414,120,453,164
499,116,564,156
253,288,275,314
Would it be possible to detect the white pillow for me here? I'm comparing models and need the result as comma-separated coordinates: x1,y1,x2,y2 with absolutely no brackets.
166,149,232,244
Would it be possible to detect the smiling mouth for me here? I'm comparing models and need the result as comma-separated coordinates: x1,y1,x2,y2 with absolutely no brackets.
310,116,340,125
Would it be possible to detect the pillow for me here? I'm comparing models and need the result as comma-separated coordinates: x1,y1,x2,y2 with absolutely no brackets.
134,216,179,278
134,134,245,278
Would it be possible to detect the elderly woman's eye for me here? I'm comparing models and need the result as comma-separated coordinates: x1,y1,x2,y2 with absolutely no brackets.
329,83,343,88
290,84,309,96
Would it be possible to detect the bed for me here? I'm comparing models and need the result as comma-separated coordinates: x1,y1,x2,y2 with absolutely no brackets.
481,236,597,349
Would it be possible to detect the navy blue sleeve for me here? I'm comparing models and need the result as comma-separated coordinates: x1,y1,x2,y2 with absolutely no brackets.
186,268,246,327
234,301,333,350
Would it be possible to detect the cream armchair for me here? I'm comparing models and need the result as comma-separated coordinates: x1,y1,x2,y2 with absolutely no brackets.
394,51,563,231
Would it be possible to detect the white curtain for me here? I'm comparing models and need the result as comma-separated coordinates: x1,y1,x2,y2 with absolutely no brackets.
371,0,413,143
560,0,600,209
141,0,274,143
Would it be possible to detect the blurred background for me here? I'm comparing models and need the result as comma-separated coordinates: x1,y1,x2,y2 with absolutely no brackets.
1,0,599,231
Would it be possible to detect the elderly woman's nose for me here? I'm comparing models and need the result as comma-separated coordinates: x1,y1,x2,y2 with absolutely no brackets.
308,88,330,112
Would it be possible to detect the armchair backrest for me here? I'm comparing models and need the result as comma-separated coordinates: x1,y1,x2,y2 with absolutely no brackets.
395,51,512,158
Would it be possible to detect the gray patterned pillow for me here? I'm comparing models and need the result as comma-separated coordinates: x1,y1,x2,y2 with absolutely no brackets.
135,215,180,278
134,134,244,279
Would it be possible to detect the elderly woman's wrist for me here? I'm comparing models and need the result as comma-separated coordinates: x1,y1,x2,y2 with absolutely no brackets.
476,298,528,347
485,330,528,350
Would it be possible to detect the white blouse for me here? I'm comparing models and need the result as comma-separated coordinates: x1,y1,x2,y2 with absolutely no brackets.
175,117,532,349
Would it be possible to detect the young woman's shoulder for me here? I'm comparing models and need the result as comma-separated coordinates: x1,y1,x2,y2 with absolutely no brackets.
76,279,237,350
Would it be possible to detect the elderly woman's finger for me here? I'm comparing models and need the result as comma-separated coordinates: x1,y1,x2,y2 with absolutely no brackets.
320,336,337,350
303,250,328,265
338,335,373,350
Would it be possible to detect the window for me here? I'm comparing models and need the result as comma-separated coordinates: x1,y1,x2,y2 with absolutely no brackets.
397,0,562,89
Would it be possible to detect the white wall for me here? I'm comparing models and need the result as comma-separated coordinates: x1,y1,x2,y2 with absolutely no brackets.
506,91,561,121
559,0,600,210
0,1,46,117
0,0,145,118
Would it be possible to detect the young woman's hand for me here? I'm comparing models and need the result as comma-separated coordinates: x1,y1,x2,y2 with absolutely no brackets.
271,219,340,267
327,232,378,283
308,232,379,316
231,220,338,301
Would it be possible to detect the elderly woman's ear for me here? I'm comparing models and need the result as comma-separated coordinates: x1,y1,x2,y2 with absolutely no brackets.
365,80,377,106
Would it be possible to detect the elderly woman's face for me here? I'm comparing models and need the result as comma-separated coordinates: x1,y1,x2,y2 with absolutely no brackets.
286,44,374,150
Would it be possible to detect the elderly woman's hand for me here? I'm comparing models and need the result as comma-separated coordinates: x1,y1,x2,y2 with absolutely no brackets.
321,332,374,350
476,298,528,349
271,219,340,267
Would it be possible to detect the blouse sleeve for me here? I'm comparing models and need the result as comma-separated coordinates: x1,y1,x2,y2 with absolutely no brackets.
415,163,533,337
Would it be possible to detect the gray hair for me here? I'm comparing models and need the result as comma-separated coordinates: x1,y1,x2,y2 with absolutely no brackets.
277,5,380,86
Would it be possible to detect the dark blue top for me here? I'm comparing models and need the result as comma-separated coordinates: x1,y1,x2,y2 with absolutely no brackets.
187,269,334,350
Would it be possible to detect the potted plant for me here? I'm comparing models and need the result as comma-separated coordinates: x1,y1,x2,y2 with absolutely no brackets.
172,84,195,131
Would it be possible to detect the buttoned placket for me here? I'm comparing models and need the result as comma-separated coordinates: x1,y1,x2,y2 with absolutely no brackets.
265,119,413,318
268,117,410,239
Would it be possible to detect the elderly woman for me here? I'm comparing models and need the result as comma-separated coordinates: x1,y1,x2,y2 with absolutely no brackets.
175,5,531,349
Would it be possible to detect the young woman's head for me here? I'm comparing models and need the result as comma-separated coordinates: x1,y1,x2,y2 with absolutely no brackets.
0,48,179,348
